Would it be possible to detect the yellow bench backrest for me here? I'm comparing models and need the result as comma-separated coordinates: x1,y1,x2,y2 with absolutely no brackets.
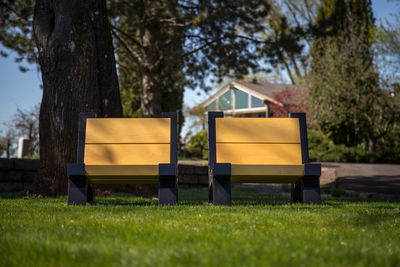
215,118,302,165
84,118,171,165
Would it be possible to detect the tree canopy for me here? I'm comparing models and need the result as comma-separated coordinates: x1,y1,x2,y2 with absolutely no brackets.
310,0,399,153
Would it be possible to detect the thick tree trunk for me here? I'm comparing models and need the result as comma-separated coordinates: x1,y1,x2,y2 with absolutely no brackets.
31,0,122,195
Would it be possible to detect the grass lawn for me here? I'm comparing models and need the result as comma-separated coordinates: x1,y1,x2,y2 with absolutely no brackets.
1,188,399,267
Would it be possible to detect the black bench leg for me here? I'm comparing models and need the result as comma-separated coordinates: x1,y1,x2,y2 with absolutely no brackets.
213,176,231,206
87,184,94,203
68,175,87,205
302,176,322,204
159,176,177,205
208,172,213,203
291,180,303,203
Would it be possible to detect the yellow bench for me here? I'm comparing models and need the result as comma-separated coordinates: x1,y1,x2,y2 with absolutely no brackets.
208,112,321,205
67,112,178,205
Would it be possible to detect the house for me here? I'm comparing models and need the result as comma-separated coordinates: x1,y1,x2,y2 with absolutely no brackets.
201,80,298,117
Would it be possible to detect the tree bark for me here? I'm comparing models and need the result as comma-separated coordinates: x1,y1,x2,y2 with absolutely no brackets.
31,0,122,195
140,23,163,117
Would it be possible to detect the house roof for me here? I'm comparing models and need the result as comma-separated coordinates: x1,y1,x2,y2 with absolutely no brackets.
234,81,298,100
201,80,299,107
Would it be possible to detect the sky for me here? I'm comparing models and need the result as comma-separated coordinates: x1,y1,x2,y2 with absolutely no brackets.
0,0,398,136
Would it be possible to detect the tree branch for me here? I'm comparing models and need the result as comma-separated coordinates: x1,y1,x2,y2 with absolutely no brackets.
111,28,143,64
111,25,143,49
182,38,220,58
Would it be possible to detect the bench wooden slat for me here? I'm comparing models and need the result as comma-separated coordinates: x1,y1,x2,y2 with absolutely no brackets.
89,178,158,184
85,118,171,144
216,143,302,165
85,164,159,176
231,164,304,175
86,165,159,184
231,175,302,183
215,118,301,144
84,144,170,165
231,164,303,183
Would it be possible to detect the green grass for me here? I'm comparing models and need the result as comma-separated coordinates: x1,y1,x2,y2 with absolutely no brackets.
1,188,399,267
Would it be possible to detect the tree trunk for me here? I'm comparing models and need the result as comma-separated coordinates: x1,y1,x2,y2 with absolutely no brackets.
141,69,163,117
31,0,122,195
140,24,163,117
6,140,11,159
368,137,378,153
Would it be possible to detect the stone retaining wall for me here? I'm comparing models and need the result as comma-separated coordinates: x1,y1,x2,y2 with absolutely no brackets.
0,159,336,193
178,164,208,186
0,159,210,193
0,159,39,193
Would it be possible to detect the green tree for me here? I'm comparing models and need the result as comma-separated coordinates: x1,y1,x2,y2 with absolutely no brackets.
0,0,36,72
7,105,40,156
110,0,273,123
111,1,185,122
372,7,400,154
185,129,208,160
184,103,207,132
261,0,320,85
310,0,379,148
0,128,16,158
1,1,309,124
375,3,400,88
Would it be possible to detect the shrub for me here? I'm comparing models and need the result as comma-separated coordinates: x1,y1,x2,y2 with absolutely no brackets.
185,130,208,160
308,129,400,163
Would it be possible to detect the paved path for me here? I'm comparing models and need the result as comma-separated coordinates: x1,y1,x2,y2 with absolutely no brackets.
323,163,400,198
179,160,400,198
235,163,400,199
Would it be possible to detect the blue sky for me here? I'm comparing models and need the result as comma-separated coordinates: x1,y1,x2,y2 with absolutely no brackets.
0,0,398,134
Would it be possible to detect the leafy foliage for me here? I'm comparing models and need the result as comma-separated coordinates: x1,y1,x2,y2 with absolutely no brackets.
111,1,186,119
10,105,40,156
260,0,320,85
0,105,39,158
269,87,310,118
1,0,309,124
0,129,16,158
0,0,36,71
184,103,207,132
308,129,400,163
309,0,398,152
185,129,208,160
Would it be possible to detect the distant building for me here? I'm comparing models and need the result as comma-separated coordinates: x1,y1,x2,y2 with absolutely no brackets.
201,80,298,117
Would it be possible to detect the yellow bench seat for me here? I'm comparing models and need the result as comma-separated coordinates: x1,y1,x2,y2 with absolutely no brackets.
208,112,322,205
67,113,178,206
230,164,304,183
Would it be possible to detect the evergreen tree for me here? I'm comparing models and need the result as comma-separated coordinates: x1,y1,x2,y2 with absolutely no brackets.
110,0,270,121
0,0,36,72
310,0,379,148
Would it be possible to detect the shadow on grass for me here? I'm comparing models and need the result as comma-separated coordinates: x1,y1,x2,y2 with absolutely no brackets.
90,193,157,206
179,187,400,206
178,188,291,206
2,188,398,207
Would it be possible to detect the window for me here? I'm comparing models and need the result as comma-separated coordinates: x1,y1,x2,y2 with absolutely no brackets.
251,95,264,108
219,90,232,110
206,100,217,111
234,89,248,109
